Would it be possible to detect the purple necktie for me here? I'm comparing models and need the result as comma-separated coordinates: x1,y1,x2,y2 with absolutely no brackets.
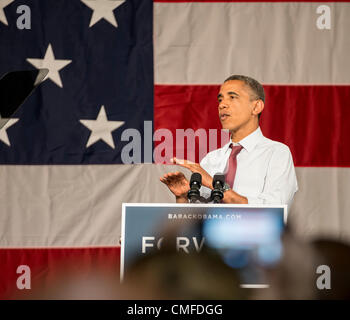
225,144,243,188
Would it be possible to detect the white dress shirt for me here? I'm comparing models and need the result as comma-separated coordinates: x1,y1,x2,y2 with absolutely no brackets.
200,127,298,208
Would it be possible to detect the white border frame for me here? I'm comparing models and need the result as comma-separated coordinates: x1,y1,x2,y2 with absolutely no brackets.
120,203,287,287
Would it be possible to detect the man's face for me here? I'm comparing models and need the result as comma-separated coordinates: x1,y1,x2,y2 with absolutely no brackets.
217,80,257,131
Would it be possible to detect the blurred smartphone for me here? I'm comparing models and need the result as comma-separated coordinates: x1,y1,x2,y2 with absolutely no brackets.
0,69,48,129
201,210,285,286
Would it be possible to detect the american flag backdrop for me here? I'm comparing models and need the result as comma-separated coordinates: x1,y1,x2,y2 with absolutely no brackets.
0,0,349,298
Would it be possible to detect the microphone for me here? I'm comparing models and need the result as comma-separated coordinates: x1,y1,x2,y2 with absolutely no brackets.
211,173,225,203
187,173,202,203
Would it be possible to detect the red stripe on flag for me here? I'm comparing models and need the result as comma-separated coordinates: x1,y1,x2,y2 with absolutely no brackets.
0,247,121,299
154,85,350,167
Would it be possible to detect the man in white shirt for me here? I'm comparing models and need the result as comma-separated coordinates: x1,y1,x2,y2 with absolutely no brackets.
160,75,298,207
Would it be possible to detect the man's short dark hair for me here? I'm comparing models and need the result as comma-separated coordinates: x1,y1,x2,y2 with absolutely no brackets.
224,75,265,119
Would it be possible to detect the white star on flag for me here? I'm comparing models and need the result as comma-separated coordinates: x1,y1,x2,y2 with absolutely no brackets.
0,118,19,146
81,0,125,28
80,105,125,149
0,0,14,26
26,44,72,88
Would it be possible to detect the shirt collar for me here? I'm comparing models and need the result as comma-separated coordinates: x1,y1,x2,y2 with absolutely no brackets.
224,127,264,154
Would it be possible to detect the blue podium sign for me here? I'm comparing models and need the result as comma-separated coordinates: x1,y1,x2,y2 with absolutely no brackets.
121,203,287,287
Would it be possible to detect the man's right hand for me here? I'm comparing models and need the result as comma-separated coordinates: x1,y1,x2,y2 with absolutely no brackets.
160,171,190,202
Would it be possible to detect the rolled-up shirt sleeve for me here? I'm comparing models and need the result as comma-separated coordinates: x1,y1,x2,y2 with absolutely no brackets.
246,144,298,209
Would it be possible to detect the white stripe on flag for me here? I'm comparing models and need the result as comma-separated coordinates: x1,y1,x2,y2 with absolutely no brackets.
290,167,350,243
1,165,350,247
155,2,350,85
0,164,174,247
